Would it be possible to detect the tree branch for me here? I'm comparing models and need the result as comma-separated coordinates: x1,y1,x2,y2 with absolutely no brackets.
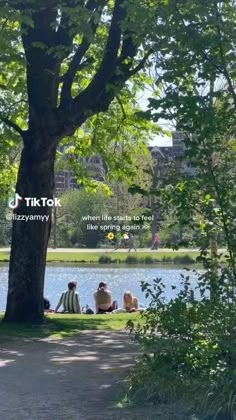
59,57,94,83
127,50,153,77
116,96,127,120
71,0,126,108
58,1,152,136
60,0,106,105
98,49,152,104
0,115,26,140
60,39,90,104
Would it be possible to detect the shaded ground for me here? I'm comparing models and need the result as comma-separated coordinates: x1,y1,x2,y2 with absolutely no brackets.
0,331,156,420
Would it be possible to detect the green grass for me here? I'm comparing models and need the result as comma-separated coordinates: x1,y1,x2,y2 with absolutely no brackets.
0,250,200,263
0,252,9,262
47,251,199,263
0,312,140,340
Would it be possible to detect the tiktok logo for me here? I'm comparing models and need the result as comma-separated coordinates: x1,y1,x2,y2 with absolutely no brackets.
7,194,61,209
8,193,23,210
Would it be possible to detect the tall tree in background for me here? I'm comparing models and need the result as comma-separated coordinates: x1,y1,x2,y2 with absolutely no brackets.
0,0,156,322
148,0,236,298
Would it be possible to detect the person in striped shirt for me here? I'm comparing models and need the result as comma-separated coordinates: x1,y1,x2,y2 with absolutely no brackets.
55,281,81,313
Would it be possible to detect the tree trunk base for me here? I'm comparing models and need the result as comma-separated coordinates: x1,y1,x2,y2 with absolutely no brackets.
5,144,55,323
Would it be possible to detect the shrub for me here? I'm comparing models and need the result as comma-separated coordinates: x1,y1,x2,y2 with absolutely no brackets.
98,255,113,264
125,256,139,264
173,255,195,265
162,256,173,263
127,275,236,419
144,256,155,264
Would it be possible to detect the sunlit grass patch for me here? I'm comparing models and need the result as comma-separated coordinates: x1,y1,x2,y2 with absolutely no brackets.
0,312,141,340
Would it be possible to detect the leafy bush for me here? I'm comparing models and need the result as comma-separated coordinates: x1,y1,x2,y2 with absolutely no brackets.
143,256,155,264
162,256,173,263
98,255,113,264
127,275,236,419
173,255,195,265
125,256,139,264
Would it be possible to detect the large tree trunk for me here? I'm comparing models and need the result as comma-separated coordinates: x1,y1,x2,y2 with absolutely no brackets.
4,140,56,323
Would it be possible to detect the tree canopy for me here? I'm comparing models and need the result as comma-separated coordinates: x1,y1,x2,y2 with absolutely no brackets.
0,0,156,141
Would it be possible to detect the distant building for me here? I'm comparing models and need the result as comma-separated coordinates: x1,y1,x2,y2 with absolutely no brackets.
55,171,77,194
148,131,186,179
54,150,106,194
149,131,196,179
148,145,170,179
172,130,186,157
54,131,191,194
84,155,106,182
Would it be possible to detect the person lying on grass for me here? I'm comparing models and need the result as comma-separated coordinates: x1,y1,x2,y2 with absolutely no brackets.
123,291,139,312
55,280,81,314
94,282,117,314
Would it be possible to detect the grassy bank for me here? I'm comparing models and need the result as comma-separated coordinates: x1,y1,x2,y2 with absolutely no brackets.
0,250,200,264
0,312,140,340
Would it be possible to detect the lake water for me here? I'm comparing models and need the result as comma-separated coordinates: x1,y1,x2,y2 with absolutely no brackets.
0,265,199,312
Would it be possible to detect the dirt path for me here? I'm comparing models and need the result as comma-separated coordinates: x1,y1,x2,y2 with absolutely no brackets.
0,247,203,253
0,331,156,420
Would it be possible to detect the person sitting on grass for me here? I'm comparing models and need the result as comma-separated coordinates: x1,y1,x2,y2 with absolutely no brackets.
123,291,139,312
55,281,81,314
43,297,54,313
94,282,117,314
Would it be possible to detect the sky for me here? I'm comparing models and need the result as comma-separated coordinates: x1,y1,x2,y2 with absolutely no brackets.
138,88,174,148
149,133,172,147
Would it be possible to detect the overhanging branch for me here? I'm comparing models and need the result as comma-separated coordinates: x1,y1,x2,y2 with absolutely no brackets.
60,0,106,105
98,49,153,103
72,0,126,107
116,96,127,120
127,50,153,77
58,0,152,135
0,115,26,140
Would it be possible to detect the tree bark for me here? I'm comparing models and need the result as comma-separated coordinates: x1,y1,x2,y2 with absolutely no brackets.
4,139,56,323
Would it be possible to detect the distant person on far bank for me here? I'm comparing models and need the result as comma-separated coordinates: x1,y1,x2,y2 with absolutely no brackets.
122,232,129,248
123,291,139,312
128,233,137,252
55,281,81,313
151,233,160,250
114,231,122,250
94,282,118,314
